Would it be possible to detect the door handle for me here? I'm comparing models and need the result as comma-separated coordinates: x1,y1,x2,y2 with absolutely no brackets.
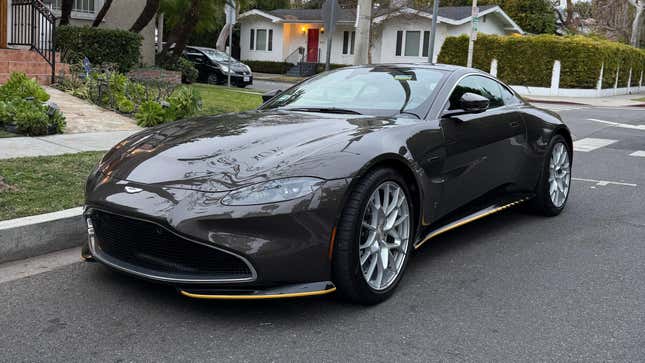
509,121,521,128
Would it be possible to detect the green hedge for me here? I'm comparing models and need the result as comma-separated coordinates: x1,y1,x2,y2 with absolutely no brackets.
243,60,348,75
243,61,293,74
438,34,645,89
56,26,142,72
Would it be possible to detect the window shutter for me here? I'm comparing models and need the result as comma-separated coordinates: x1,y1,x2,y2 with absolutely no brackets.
342,31,349,54
422,31,430,57
395,31,403,56
250,29,255,50
350,31,355,55
268,29,273,51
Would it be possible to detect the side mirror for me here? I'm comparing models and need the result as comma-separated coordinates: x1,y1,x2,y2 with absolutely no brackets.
262,89,282,103
442,92,490,118
460,92,489,113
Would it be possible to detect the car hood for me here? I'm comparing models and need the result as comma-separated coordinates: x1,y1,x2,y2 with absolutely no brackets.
100,110,406,192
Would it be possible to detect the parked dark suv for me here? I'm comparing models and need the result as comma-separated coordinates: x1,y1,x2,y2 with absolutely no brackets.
183,46,253,87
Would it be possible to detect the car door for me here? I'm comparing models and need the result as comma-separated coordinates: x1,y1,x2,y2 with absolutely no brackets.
438,75,526,215
183,49,209,81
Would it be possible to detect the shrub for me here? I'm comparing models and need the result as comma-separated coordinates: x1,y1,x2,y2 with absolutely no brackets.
243,61,293,74
135,101,168,127
56,26,142,72
168,86,202,119
0,73,50,102
438,34,645,89
174,58,199,84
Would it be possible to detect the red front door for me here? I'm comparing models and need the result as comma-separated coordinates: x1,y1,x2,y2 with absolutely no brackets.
306,29,319,63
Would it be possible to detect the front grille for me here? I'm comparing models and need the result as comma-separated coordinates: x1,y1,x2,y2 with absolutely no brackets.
90,211,253,281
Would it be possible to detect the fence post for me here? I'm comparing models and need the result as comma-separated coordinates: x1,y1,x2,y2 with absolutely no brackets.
613,65,620,96
596,63,604,97
30,1,36,50
627,68,632,95
490,58,498,77
550,60,560,96
640,70,643,93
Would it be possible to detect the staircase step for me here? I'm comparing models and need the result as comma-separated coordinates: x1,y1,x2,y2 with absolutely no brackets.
0,49,68,85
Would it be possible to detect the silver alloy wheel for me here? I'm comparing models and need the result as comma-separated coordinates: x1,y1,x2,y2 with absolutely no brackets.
358,181,410,291
548,142,571,208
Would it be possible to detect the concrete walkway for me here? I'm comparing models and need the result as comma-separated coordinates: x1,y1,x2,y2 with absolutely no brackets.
44,86,140,134
0,131,138,159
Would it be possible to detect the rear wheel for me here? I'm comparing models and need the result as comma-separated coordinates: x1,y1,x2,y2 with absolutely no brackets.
530,135,572,216
332,168,414,305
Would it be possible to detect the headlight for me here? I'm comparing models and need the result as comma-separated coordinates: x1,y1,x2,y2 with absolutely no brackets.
219,64,231,74
221,177,324,206
244,64,252,73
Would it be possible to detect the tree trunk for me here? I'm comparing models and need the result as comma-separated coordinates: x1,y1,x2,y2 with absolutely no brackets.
565,0,575,27
130,0,160,33
216,23,232,51
169,0,201,61
92,0,113,27
59,0,74,26
630,5,643,47
353,0,372,65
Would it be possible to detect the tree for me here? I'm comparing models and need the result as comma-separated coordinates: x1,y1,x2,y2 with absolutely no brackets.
131,0,161,33
592,0,632,42
92,0,113,27
161,0,202,61
59,0,74,26
627,0,644,47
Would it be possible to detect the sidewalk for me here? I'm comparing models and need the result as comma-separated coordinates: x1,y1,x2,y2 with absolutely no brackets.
0,131,138,159
45,86,141,133
523,92,645,107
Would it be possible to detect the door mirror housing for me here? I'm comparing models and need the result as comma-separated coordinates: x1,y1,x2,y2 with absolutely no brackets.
262,89,282,103
442,92,490,118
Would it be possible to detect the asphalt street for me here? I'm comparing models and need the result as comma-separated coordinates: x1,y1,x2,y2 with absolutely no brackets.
1,105,644,362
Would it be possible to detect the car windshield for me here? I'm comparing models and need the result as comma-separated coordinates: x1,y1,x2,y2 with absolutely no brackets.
200,48,233,62
261,66,446,117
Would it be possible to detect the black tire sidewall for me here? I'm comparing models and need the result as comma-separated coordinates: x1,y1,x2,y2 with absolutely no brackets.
333,168,415,304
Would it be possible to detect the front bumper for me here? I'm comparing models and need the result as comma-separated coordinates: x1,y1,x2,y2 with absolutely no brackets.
84,173,351,294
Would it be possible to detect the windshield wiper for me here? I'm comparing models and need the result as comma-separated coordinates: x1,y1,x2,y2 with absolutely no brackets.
285,107,362,115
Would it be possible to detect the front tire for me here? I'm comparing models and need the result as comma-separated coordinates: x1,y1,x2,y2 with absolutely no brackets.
332,168,414,305
530,134,572,216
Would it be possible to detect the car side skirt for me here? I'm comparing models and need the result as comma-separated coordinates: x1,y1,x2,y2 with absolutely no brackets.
414,195,533,250
178,281,337,300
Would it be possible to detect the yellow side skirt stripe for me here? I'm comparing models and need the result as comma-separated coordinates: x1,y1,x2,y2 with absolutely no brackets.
180,287,337,300
414,197,530,250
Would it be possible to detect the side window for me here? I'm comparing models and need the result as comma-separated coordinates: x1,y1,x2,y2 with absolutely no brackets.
448,75,504,110
499,83,518,105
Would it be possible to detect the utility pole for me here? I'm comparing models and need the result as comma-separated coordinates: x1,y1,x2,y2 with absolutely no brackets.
466,0,478,68
428,0,439,63
353,0,372,65
225,0,236,87
322,0,340,71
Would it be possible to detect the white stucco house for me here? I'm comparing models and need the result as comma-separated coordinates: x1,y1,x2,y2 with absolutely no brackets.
238,5,523,66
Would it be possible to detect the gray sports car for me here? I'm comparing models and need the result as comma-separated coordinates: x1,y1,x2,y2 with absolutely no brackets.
83,64,572,304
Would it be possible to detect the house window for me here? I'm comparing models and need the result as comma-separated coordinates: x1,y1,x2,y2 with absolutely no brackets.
395,31,403,56
422,31,430,57
250,28,273,51
52,0,96,14
342,31,355,55
404,31,420,57
396,30,427,57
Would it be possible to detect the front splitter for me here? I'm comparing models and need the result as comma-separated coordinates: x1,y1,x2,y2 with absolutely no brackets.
179,281,336,300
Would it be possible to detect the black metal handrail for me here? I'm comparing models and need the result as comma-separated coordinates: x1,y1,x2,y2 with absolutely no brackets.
9,0,57,83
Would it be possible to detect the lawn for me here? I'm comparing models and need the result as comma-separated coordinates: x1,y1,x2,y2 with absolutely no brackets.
0,151,104,221
633,97,645,102
191,83,263,116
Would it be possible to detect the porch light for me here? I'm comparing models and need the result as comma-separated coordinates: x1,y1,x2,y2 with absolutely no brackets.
320,27,325,33
301,26,307,34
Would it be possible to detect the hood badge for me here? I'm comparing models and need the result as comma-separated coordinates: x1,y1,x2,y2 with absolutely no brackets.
125,186,143,194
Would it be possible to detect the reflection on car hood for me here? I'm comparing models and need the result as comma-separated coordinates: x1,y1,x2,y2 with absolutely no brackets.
100,110,403,192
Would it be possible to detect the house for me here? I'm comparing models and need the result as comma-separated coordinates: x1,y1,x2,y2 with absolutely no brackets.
0,0,157,84
238,5,523,67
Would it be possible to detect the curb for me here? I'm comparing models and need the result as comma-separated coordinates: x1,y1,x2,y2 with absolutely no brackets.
0,207,85,264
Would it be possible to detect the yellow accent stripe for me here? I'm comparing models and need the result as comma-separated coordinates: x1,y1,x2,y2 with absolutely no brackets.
414,198,529,250
180,287,337,300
